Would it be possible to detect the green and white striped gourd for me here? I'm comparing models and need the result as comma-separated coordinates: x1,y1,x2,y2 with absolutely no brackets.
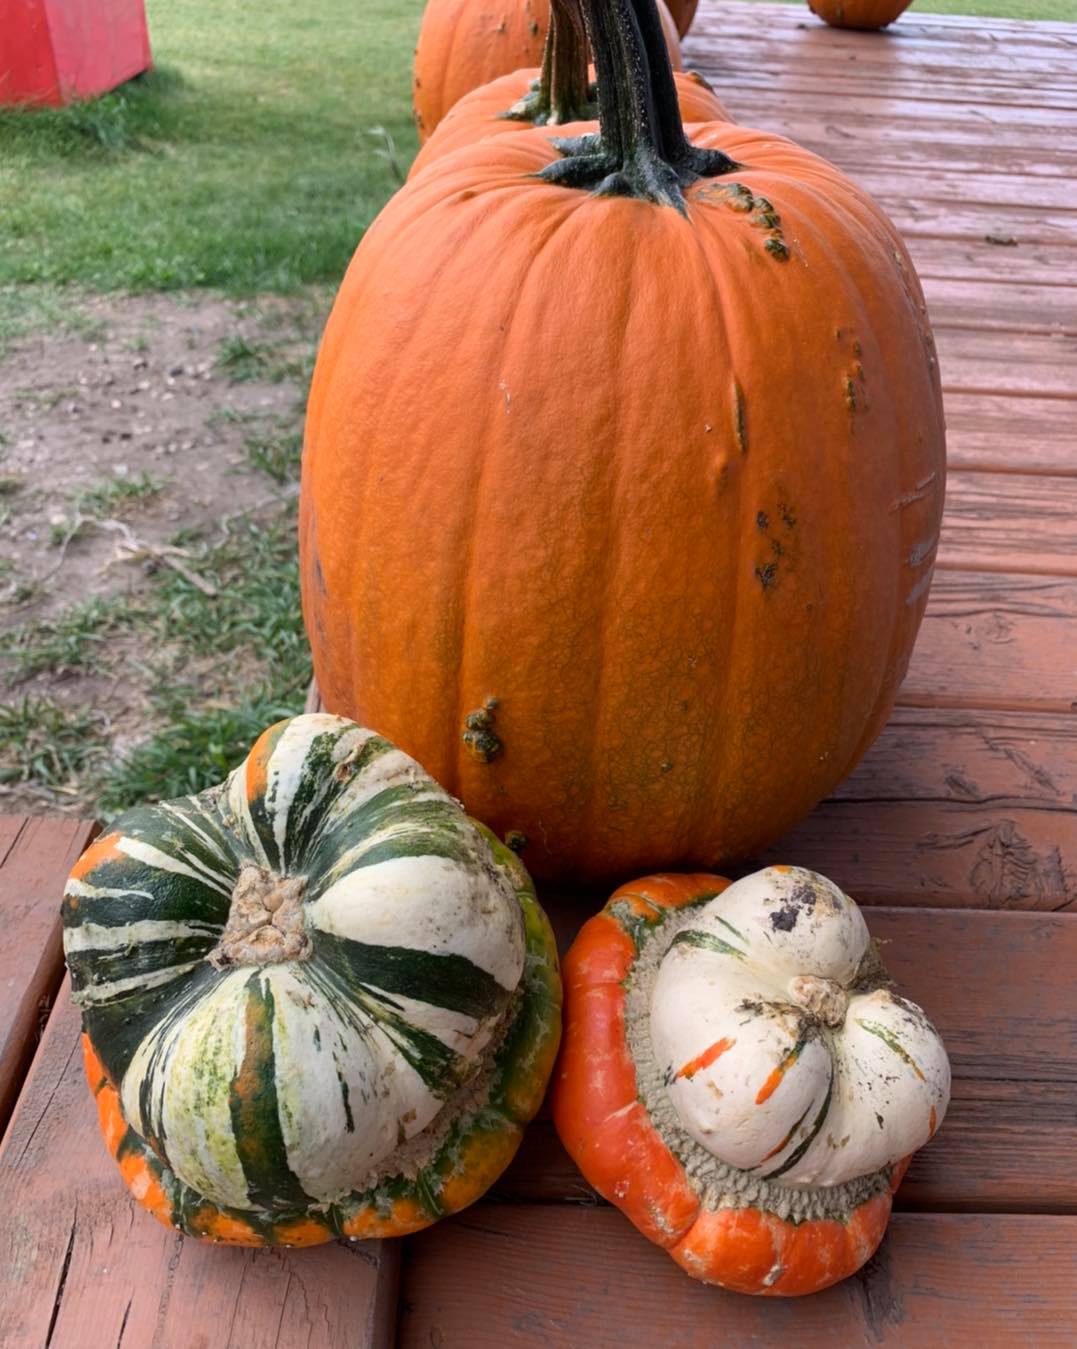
63,714,561,1246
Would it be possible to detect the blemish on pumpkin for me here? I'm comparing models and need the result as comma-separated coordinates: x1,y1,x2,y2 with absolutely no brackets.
765,238,790,261
660,761,673,774
505,830,528,854
732,379,748,454
929,1105,937,1136
779,503,796,530
755,561,778,592
756,510,769,531
676,1036,736,1081
845,377,858,412
463,698,503,763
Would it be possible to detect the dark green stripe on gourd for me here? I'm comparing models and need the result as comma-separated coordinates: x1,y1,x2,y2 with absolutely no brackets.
762,1072,835,1181
80,962,219,1086
228,975,312,1210
73,934,218,990
303,788,475,896
278,728,399,869
304,959,465,1093
313,930,510,1019
670,928,747,960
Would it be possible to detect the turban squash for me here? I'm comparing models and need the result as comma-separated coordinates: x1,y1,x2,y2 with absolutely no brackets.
413,0,684,141
553,868,950,1294
301,0,945,883
63,714,561,1246
807,0,911,28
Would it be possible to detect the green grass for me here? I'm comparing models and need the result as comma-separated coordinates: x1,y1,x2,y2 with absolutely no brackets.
0,697,108,789
0,0,425,294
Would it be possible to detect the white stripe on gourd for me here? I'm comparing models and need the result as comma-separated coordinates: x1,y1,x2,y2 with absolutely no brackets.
63,918,220,954
122,969,253,1210
649,867,950,1188
267,966,440,1202
307,853,525,991
74,961,205,1005
112,835,233,898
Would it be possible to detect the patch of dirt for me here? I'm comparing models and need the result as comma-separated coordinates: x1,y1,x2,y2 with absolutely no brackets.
0,287,332,813
0,288,327,615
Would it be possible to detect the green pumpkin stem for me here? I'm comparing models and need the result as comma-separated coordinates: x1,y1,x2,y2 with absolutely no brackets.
542,0,737,213
506,0,595,126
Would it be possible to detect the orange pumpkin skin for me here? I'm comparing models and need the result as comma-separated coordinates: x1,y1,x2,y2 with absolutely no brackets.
551,876,910,1295
300,122,945,884
413,0,683,141
410,68,730,180
807,0,911,29
666,0,699,35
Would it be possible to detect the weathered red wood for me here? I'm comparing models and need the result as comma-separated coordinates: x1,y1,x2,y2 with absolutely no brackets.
938,472,1077,575
400,1208,1077,1346
900,570,1077,714
0,816,97,1134
0,989,401,1349
941,395,1075,475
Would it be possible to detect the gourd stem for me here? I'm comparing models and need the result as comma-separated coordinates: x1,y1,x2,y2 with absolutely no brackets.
542,0,738,212
507,0,595,126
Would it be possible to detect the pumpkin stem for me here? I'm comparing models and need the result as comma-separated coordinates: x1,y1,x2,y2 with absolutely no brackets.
541,0,736,213
505,0,595,127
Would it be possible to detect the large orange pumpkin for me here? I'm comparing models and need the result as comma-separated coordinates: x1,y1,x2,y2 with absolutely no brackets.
301,0,945,883
807,0,911,28
413,0,683,141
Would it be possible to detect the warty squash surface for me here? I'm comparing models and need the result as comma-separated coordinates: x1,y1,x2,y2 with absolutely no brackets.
302,0,945,883
62,714,561,1245
553,867,950,1294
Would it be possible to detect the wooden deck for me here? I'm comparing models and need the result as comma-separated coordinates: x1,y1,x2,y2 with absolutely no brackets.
2,3,1076,1344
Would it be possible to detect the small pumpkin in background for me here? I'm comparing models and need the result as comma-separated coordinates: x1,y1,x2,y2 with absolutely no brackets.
63,714,561,1246
413,0,684,141
410,0,728,179
807,0,911,29
554,867,950,1295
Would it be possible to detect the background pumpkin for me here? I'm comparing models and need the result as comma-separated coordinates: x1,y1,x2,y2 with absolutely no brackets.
806,0,911,28
553,868,950,1295
63,713,561,1246
301,0,945,882
410,30,729,180
413,0,684,141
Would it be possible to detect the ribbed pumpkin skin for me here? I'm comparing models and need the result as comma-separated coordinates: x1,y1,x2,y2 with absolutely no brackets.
413,0,683,141
300,124,945,883
410,68,730,180
807,0,910,28
63,714,562,1245
552,874,913,1296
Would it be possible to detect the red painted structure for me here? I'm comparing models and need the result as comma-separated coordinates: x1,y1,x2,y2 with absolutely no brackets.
0,0,151,106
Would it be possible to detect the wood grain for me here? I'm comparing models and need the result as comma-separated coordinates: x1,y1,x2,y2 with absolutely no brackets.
400,1208,1077,1348
0,816,97,1135
940,394,1075,475
901,570,1077,714
938,473,1077,575
0,989,400,1349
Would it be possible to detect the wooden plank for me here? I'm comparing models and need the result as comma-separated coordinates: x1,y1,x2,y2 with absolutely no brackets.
925,279,1077,336
0,990,400,1349
909,237,1077,289
0,816,97,1135
900,569,1077,714
400,1208,1077,1347
941,394,1076,476
933,329,1076,398
938,472,1077,575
